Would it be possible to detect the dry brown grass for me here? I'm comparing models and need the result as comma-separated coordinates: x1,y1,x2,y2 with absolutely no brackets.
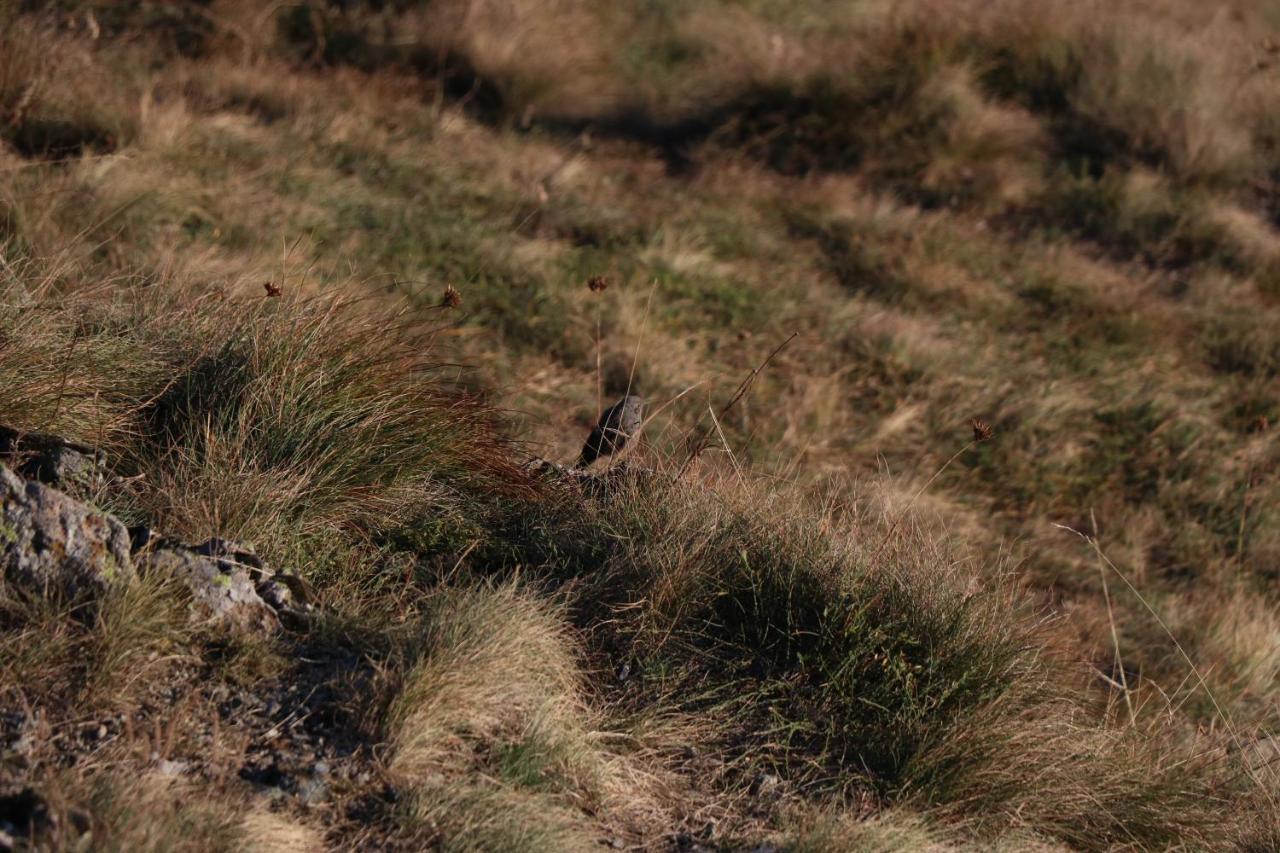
387,583,678,849
36,769,325,852
0,17,136,162
3,0,1280,848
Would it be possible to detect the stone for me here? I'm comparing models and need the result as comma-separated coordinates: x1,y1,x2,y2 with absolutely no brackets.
1,463,135,598
297,775,328,806
0,425,105,495
1,459,309,632
189,538,266,574
155,759,189,777
0,788,52,846
1242,735,1280,773
139,537,315,631
141,547,280,634
186,539,313,620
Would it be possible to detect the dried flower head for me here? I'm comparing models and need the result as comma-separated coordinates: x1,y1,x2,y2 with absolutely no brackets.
263,281,282,298
587,275,609,293
970,417,994,442
441,284,462,309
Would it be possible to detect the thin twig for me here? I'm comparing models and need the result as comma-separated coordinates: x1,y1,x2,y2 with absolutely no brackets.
1091,508,1135,725
605,280,658,473
48,323,84,431
595,307,603,420
707,403,745,485
718,332,798,422
1050,522,1278,792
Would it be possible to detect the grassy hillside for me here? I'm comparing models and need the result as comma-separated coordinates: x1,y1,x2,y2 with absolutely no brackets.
2,1,1280,849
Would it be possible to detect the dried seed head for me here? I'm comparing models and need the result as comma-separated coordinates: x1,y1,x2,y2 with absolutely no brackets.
263,282,282,297
587,275,609,293
970,417,994,442
441,284,462,309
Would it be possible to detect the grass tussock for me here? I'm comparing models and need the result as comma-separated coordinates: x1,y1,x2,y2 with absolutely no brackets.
386,583,670,850
132,294,526,544
389,584,585,782
560,477,1232,848
0,571,191,711
0,16,134,160
32,769,324,852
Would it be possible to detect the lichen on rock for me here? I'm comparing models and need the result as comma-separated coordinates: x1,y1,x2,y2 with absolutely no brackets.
1,459,312,634
0,462,135,599
139,547,281,635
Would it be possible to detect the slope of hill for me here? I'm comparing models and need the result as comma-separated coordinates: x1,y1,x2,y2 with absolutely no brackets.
2,1,1279,849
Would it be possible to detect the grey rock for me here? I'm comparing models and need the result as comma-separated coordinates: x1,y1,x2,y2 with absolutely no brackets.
139,537,313,631
1242,735,1280,773
1,463,135,598
185,538,313,622
1,457,309,633
0,425,105,495
34,444,101,493
141,547,280,634
155,759,189,777
190,538,266,574
750,772,781,799
297,775,329,807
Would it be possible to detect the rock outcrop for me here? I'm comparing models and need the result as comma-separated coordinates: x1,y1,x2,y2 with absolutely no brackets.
1,450,313,632
137,538,312,632
1,463,134,598
0,426,106,498
143,547,281,633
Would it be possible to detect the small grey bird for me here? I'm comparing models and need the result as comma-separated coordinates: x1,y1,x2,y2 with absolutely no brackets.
577,395,644,468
